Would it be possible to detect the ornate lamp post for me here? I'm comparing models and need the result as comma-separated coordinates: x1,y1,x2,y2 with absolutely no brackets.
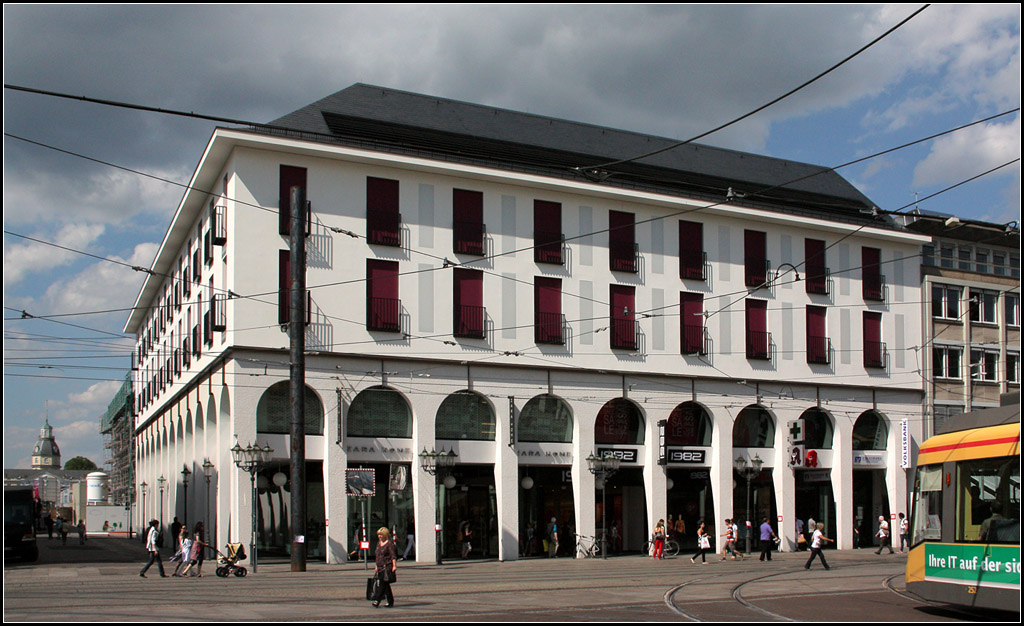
139,481,148,536
734,455,763,554
181,464,192,525
231,442,273,574
157,475,167,531
202,459,215,550
419,448,458,565
586,452,621,560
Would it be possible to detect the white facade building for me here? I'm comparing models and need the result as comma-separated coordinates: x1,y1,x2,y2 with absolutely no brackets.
128,85,930,563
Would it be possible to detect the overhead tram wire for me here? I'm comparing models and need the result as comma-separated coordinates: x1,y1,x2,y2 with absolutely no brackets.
569,4,931,179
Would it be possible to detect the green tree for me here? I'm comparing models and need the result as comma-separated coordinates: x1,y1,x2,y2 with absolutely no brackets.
64,456,98,471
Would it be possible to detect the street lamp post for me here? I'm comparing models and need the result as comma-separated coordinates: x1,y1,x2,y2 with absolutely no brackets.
419,448,458,565
202,459,214,549
139,481,148,537
157,475,167,532
586,452,621,560
733,455,763,554
181,465,192,525
231,442,273,574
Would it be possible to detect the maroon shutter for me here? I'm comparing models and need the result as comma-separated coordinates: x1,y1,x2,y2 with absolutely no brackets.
609,210,636,272
862,247,882,300
279,165,307,236
367,177,401,246
534,200,563,263
745,230,767,287
453,268,484,338
278,249,290,324
534,277,562,343
610,284,636,349
806,305,827,363
681,292,704,354
367,259,400,331
453,189,484,255
805,238,827,294
679,220,705,280
746,299,768,358
863,311,883,366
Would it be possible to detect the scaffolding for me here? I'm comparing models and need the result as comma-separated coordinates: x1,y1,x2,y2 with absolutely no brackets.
101,374,134,506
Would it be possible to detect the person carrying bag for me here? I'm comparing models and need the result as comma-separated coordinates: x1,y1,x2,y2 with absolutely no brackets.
369,527,398,608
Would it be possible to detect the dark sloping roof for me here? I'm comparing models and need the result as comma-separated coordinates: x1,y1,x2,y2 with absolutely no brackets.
268,84,884,224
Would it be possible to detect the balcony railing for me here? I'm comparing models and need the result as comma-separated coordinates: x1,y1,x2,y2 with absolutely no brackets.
368,211,402,247
679,250,707,281
864,341,887,368
453,221,486,256
212,204,227,245
807,335,831,365
454,304,486,339
863,273,886,301
534,231,564,265
610,241,639,273
611,317,638,350
746,330,772,360
368,296,402,332
805,264,830,295
210,294,226,332
681,324,707,355
535,312,565,345
745,258,770,288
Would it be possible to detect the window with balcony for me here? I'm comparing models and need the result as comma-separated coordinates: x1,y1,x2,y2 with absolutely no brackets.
804,238,830,295
534,277,564,344
745,299,770,360
862,247,885,301
453,189,485,256
933,345,961,379
680,292,705,355
211,202,227,245
534,200,563,264
744,230,768,288
367,176,401,247
609,284,637,350
969,289,997,324
279,165,307,236
367,259,401,332
806,305,830,365
932,284,962,321
679,220,706,281
453,268,485,339
863,311,885,368
609,210,638,273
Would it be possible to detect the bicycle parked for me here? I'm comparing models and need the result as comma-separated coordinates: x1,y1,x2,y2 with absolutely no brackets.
642,537,680,558
575,534,602,558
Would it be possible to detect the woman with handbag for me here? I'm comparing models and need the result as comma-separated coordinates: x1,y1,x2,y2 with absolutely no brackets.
371,527,398,608
690,521,711,564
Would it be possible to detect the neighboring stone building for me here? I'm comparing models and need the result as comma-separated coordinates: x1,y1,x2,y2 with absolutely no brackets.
128,84,932,563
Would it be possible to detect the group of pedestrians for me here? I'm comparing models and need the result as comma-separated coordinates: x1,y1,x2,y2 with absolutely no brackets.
139,517,209,578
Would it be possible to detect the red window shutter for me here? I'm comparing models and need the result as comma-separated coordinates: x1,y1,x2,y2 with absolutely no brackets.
609,210,637,272
806,305,828,364
278,250,290,324
610,284,636,349
679,220,705,280
746,299,769,359
681,292,705,354
863,311,883,366
367,259,400,331
453,189,485,255
805,239,828,294
367,177,401,246
862,247,883,300
534,200,563,263
453,268,485,338
279,165,307,236
745,230,767,287
534,277,563,343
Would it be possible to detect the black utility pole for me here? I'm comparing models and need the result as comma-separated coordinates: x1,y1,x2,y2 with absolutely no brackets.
289,185,307,572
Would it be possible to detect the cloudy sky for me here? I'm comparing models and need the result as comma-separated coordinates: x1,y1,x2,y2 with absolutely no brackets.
2,4,1020,468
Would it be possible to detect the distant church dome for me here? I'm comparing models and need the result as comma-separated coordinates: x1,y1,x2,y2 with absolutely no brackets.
32,420,61,469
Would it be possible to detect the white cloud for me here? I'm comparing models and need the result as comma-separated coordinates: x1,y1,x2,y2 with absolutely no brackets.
912,116,1021,189
3,223,105,285
40,241,157,319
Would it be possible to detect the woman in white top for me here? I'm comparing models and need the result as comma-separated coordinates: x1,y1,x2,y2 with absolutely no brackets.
804,522,833,570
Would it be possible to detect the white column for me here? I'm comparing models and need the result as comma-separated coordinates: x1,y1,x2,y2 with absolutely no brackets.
324,387,349,564
494,396,519,561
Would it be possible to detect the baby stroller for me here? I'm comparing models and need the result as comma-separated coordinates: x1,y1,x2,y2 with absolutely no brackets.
214,542,248,577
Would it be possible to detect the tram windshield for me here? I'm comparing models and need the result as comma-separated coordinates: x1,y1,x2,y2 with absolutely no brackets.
911,465,942,545
956,456,1020,545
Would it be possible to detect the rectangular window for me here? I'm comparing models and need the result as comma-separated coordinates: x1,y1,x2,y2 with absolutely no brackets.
745,299,769,359
863,311,885,368
453,268,485,339
744,230,768,288
969,289,997,324
940,245,955,269
534,277,564,344
1005,293,1020,327
212,203,227,245
862,247,885,301
933,346,962,379
534,200,563,264
279,165,307,236
367,259,401,332
993,252,1007,276
932,285,961,320
678,220,706,280
367,176,401,247
804,238,829,295
970,349,999,382
806,305,830,364
680,292,705,355
609,210,637,273
609,284,637,350
278,250,290,325
452,189,485,256
975,250,989,275
1007,353,1020,384
958,247,972,271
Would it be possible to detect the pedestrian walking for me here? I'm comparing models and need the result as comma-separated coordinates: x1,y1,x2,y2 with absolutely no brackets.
897,513,909,553
652,519,666,559
370,527,397,608
460,521,473,559
875,515,893,554
758,518,777,561
795,517,806,551
76,519,86,544
44,513,54,539
721,518,742,560
804,522,833,570
172,530,192,576
140,520,167,578
170,517,183,552
190,522,208,576
402,523,416,561
547,517,559,558
690,522,711,564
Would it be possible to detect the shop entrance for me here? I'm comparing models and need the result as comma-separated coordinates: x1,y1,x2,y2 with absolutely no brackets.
666,468,715,551
257,461,326,560
795,470,836,547
731,467,777,552
595,468,647,553
853,469,889,548
440,464,497,560
344,463,414,561
519,466,574,557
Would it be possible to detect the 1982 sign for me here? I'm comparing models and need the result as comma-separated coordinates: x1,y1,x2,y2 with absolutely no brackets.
667,449,706,464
